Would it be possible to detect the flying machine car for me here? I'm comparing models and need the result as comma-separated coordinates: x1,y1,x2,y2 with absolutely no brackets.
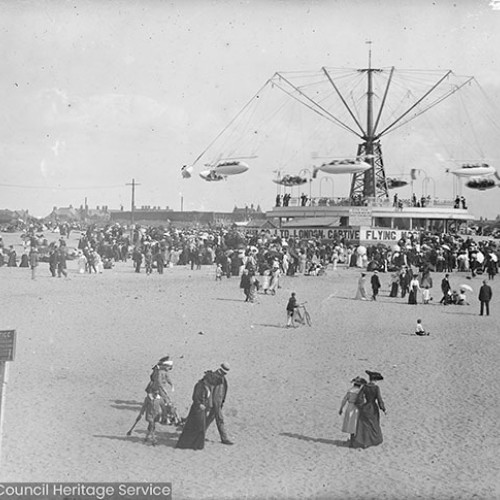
451,163,496,177
312,155,373,178
198,159,250,182
386,177,408,189
211,160,249,176
465,176,497,191
199,169,226,182
272,174,308,186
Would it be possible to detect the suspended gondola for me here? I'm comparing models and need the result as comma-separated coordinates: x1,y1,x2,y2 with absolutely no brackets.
451,163,496,177
386,177,409,189
465,176,497,190
312,157,372,178
272,174,308,187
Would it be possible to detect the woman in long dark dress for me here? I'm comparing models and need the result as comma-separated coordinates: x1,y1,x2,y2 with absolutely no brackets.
176,372,217,450
351,370,386,449
408,275,420,305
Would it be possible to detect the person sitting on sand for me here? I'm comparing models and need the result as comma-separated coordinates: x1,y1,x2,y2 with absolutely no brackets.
415,319,430,336
457,289,469,305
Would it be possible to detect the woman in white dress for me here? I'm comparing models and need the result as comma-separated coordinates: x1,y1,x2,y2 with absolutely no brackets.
355,273,368,300
339,376,367,445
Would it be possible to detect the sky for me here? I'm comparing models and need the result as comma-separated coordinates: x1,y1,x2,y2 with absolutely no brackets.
1,0,500,218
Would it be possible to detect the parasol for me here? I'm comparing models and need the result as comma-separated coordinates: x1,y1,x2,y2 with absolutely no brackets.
441,244,450,251
357,245,367,256
460,284,473,292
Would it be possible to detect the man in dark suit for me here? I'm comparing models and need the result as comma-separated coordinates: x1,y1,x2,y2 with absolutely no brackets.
478,280,493,316
205,363,233,445
440,274,451,305
371,270,381,301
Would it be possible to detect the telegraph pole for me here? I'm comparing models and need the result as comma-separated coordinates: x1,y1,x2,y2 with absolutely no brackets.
126,179,140,228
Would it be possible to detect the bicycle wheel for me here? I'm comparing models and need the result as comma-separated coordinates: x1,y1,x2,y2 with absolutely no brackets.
304,310,312,326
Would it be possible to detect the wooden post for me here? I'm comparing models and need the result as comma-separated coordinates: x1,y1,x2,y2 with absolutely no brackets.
0,329,15,469
0,361,8,465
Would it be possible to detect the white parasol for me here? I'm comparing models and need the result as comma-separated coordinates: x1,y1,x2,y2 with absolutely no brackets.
460,284,473,292
441,244,450,251
357,245,367,256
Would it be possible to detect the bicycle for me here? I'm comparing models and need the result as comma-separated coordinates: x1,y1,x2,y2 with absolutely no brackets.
295,302,312,327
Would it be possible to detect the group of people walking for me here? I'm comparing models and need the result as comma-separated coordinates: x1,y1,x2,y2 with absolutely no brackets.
339,371,386,448
132,358,233,449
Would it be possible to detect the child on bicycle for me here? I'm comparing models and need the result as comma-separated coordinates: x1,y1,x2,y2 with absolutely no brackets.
286,292,303,327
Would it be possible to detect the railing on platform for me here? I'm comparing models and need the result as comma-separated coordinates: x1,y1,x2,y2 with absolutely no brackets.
275,197,465,209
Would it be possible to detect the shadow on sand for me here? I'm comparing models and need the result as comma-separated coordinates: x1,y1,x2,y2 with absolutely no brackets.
110,400,143,412
280,432,350,448
253,323,286,329
95,428,180,448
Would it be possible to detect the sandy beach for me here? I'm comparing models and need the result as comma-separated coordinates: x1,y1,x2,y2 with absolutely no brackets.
0,232,499,500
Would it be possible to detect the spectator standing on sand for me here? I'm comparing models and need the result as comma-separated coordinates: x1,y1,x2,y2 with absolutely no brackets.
240,269,251,301
137,391,163,446
77,251,87,274
7,246,17,267
355,273,368,300
146,356,181,425
422,285,431,304
389,271,399,297
29,246,39,280
339,376,367,446
57,246,68,278
439,274,451,305
370,270,381,301
286,292,303,327
144,245,153,275
408,274,420,305
19,252,29,268
49,246,58,277
133,246,142,273
205,363,234,445
268,264,280,295
176,371,217,450
478,280,492,316
351,370,386,449
399,267,411,299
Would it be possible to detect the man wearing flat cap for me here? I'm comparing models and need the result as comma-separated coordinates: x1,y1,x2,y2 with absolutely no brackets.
205,362,233,445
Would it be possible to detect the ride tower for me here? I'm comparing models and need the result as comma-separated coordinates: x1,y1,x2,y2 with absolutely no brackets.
350,45,389,201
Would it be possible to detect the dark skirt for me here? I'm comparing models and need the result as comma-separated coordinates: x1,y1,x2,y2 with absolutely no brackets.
176,403,206,450
408,288,417,304
389,282,399,297
352,403,383,449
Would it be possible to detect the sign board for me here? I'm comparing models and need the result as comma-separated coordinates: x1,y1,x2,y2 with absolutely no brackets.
273,226,416,244
0,330,16,362
277,227,361,242
349,207,373,226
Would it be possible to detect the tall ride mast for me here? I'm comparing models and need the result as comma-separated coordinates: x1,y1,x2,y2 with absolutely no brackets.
350,42,389,201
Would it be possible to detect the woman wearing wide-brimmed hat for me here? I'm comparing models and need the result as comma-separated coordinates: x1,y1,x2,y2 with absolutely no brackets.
339,376,367,445
351,370,386,449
